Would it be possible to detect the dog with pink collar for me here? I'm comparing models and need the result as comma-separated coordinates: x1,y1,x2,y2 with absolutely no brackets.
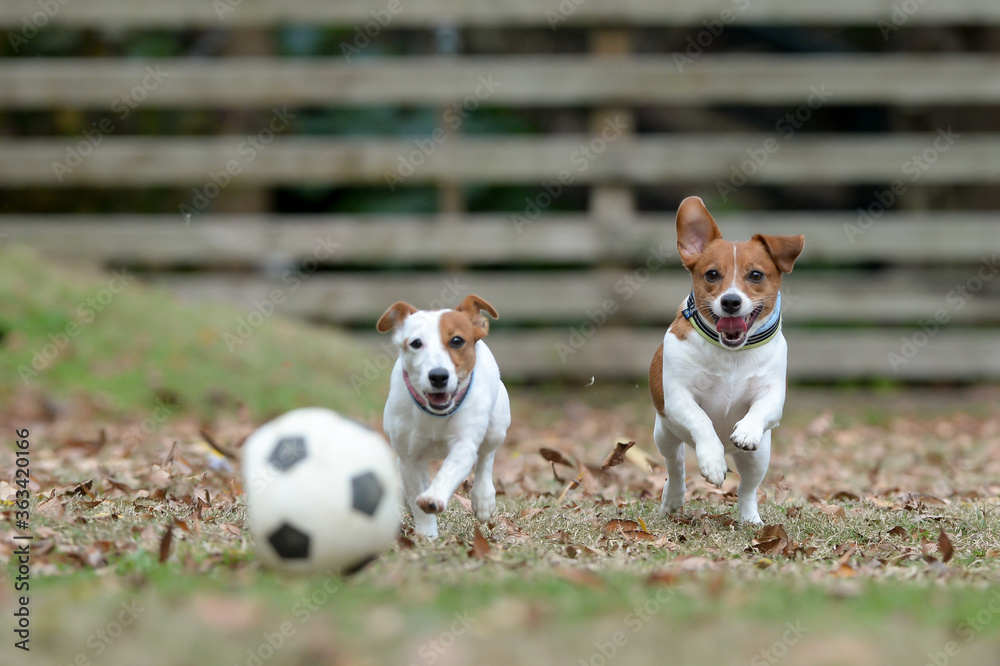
377,294,511,539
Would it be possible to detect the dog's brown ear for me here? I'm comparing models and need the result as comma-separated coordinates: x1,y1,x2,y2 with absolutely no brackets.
456,294,498,341
676,196,723,270
753,234,805,274
376,302,417,333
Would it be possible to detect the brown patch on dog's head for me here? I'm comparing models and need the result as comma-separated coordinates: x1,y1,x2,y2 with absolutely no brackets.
676,196,723,271
438,311,478,381
752,233,804,275
376,301,417,333
438,295,500,381
455,294,499,342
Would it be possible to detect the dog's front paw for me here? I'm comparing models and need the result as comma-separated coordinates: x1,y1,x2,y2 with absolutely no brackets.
730,420,763,451
416,494,446,514
658,485,685,517
697,452,728,488
471,493,496,523
742,513,764,526
413,516,439,539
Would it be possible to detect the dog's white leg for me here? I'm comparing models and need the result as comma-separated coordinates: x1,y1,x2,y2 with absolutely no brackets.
416,441,477,516
663,389,728,487
398,458,438,538
731,384,786,451
471,448,497,522
653,414,686,516
731,433,771,525
470,383,509,523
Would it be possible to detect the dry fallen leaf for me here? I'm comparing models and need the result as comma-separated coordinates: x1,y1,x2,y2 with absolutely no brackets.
556,471,585,503
774,476,790,505
832,562,856,578
819,504,847,522
158,521,174,564
601,438,635,470
36,496,65,519
518,507,548,520
452,494,473,512
622,530,658,542
604,519,641,534
469,525,491,559
938,529,954,563
750,524,790,556
103,476,133,496
888,525,908,538
62,480,96,498
539,448,574,467
219,523,242,538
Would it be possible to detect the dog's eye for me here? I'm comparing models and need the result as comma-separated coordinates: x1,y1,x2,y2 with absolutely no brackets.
409,339,423,349
449,336,465,349
748,270,765,283
705,269,721,282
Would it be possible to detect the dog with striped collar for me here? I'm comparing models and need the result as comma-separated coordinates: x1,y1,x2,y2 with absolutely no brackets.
649,197,804,524
377,295,510,538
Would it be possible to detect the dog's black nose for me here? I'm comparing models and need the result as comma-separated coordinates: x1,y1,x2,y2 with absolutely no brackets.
720,293,742,315
428,368,449,389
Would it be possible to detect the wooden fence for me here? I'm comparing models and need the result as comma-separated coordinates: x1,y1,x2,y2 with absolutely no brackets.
2,0,999,383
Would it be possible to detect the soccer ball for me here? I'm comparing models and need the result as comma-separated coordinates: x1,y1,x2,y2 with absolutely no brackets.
241,408,401,573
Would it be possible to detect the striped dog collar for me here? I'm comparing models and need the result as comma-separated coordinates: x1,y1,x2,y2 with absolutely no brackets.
681,292,782,350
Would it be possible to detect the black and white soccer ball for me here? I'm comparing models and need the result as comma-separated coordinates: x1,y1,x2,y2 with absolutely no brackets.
242,408,400,573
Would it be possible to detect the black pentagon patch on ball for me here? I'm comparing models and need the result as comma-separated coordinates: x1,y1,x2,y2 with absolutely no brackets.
351,471,384,517
268,522,310,559
268,436,307,472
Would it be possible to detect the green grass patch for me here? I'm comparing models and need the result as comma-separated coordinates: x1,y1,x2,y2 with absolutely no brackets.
0,245,382,419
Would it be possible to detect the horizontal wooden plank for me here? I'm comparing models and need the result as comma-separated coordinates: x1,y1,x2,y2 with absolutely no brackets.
351,328,1000,382
2,133,995,186
2,0,999,28
4,214,999,266
6,56,1000,107
151,269,1000,326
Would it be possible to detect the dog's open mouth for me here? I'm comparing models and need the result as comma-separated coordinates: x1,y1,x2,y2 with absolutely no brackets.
714,306,763,348
424,392,454,411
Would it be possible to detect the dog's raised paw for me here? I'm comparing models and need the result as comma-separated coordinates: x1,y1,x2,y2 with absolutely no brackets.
416,495,446,514
730,421,762,451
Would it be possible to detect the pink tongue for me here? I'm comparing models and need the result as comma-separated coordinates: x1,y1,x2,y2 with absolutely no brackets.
427,393,450,407
717,317,748,335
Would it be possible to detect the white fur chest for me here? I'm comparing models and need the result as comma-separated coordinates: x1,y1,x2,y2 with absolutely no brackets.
664,329,788,433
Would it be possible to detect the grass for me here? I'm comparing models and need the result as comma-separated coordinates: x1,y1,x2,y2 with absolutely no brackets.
4,246,1000,666
0,246,384,419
